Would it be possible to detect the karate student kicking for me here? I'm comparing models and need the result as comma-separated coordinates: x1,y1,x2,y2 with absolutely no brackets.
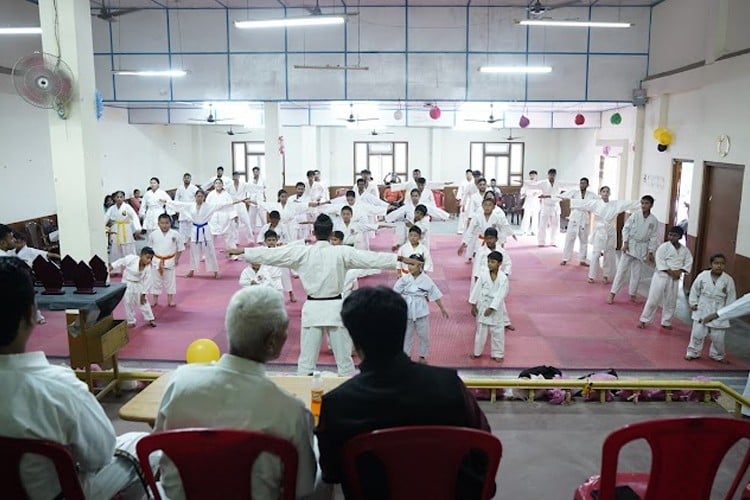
638,226,693,329
110,247,156,327
469,251,510,361
608,195,659,304
229,214,417,376
685,253,736,362
105,190,141,262
148,213,185,307
394,254,449,364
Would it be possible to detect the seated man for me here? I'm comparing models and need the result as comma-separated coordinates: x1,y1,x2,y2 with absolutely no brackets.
0,256,150,499
155,286,317,499
316,286,492,498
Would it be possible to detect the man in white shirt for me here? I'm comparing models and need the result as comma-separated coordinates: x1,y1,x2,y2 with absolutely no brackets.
155,286,318,499
246,166,268,232
456,169,475,234
230,214,416,376
0,257,153,500
357,169,380,198
174,173,199,244
0,224,16,256
203,166,228,192
559,177,598,266
535,168,561,247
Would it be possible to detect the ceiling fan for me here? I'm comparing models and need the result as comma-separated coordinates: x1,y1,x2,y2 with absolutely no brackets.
305,0,324,15
365,129,394,136
93,5,142,22
216,126,250,136
464,104,504,125
189,104,232,124
526,0,590,18
338,103,378,124
504,128,523,141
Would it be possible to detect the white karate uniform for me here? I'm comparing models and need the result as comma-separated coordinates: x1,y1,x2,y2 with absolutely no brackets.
291,194,314,241
610,210,660,297
307,181,329,204
714,293,750,416
203,175,230,190
246,177,267,229
469,272,509,358
147,228,184,296
394,272,443,358
686,270,736,361
463,211,514,257
15,245,49,267
639,241,693,327
472,245,512,326
206,189,238,250
560,189,598,263
570,198,641,281
140,188,173,232
174,184,198,243
520,182,542,235
457,180,476,234
534,180,561,246
262,200,307,245
333,219,378,251
106,203,141,261
256,222,290,244
167,200,226,274
242,241,398,376
397,241,432,274
226,179,252,242
111,255,154,326
238,264,283,292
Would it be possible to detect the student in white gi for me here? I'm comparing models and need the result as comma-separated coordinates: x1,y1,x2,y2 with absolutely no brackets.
389,168,422,195
110,247,156,327
608,195,659,304
147,213,184,308
520,170,542,236
155,286,319,500
394,254,449,364
465,177,490,227
333,205,379,251
260,189,309,245
307,169,330,205
202,165,229,192
533,168,563,246
106,190,142,262
140,177,174,233
357,169,380,198
559,177,598,266
638,226,693,329
456,169,475,234
397,226,432,275
458,197,515,259
13,231,60,265
569,186,641,284
0,257,155,500
230,214,415,376
206,178,239,253
258,228,296,303
385,188,422,250
174,173,198,244
246,166,267,232
256,210,291,245
685,253,736,362
701,292,750,416
469,251,510,361
239,261,283,292
226,170,253,243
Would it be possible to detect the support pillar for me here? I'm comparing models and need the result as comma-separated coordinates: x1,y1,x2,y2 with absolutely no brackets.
38,0,106,261
264,102,283,195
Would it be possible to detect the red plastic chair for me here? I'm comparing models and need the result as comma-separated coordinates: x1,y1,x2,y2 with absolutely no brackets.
0,436,86,500
574,417,750,500
341,426,501,500
432,189,445,208
136,428,299,500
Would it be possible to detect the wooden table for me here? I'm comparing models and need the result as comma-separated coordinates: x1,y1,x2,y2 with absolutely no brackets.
118,373,348,426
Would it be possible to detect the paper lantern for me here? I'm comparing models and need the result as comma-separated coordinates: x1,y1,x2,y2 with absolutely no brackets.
610,112,622,125
186,338,221,364
657,129,674,146
657,143,668,152
519,115,530,128
652,127,666,141
393,109,403,120
574,113,585,126
429,105,441,120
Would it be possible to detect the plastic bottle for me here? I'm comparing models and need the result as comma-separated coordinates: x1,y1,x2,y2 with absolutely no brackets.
310,371,324,426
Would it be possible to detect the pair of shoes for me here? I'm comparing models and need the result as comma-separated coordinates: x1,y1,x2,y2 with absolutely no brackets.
560,260,567,266
579,261,590,267
637,322,646,329
661,324,673,330
504,324,516,331
587,278,595,284
712,358,730,364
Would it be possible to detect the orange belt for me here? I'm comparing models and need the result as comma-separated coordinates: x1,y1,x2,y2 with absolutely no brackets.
155,253,176,276
478,234,485,246
401,267,410,275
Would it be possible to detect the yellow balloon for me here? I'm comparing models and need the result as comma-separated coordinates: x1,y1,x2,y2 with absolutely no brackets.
186,339,221,364
652,127,666,141
658,129,674,145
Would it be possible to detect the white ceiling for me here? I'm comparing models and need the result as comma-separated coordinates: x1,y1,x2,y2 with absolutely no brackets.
88,1,661,7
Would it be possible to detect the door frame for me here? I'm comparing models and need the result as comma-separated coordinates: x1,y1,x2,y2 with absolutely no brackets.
666,158,692,240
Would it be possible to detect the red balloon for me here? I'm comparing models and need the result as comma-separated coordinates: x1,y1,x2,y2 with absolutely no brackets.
574,113,585,126
429,106,441,120
519,115,530,128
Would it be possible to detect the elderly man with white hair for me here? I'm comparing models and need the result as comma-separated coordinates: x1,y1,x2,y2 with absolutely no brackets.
154,286,317,499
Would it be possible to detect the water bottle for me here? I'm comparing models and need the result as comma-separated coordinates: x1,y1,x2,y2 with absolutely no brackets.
310,371,324,426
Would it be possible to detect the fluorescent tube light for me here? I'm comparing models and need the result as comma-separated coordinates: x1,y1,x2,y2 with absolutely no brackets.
294,64,368,71
479,66,552,74
234,15,346,29
517,19,632,28
0,27,42,35
113,69,188,77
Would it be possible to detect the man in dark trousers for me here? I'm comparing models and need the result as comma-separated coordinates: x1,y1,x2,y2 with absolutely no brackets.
316,286,493,498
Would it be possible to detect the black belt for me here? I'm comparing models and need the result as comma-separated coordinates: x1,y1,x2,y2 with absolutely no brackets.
307,295,342,301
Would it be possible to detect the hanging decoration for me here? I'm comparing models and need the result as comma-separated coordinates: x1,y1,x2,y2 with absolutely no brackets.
657,129,674,146
652,127,666,141
610,112,622,125
519,115,530,128
95,90,104,121
278,136,285,156
657,144,668,152
429,104,441,120
574,113,585,126
393,100,403,120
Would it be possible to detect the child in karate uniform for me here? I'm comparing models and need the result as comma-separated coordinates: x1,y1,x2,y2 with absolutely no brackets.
257,229,294,302
105,190,141,262
147,214,185,307
471,227,514,330
238,262,282,292
469,251,509,361
394,254,449,364
256,210,290,245
110,246,156,327
685,253,736,362
397,226,432,276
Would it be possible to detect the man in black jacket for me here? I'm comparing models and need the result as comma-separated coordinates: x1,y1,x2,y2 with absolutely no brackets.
316,286,492,498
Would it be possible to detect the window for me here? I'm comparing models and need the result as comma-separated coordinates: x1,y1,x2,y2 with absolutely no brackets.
353,142,408,184
470,142,525,187
232,142,265,182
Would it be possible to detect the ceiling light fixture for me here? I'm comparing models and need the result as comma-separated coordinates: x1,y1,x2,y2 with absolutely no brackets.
479,66,552,74
234,15,351,29
0,27,42,35
516,19,632,28
294,64,368,71
113,69,188,77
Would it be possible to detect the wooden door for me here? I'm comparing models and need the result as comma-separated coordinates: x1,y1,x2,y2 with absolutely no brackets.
695,163,744,276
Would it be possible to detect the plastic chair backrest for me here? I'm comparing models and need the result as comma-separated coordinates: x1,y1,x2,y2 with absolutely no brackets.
136,428,299,500
0,436,86,500
597,417,750,500
24,222,45,249
342,426,501,500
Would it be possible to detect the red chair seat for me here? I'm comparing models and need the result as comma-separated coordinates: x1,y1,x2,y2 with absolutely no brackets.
575,473,649,499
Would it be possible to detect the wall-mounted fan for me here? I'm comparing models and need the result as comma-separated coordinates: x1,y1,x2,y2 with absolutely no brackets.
215,126,250,136
12,52,75,120
339,103,378,124
465,104,503,125
190,104,233,124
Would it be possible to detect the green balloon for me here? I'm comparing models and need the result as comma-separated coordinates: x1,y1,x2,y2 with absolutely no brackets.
610,113,622,125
